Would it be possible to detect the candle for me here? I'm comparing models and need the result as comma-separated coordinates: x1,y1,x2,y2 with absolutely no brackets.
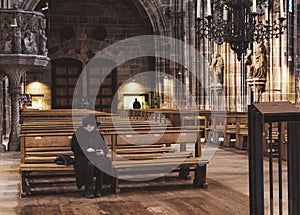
207,0,212,17
265,4,269,21
197,0,201,19
280,0,284,18
223,5,228,21
252,0,257,13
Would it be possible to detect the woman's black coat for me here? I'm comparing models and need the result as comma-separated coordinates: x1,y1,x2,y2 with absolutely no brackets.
71,127,109,189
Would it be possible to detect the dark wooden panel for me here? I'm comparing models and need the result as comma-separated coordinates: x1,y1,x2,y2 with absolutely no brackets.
52,58,82,109
87,59,117,113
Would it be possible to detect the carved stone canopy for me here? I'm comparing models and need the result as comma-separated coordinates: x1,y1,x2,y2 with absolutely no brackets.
0,8,48,56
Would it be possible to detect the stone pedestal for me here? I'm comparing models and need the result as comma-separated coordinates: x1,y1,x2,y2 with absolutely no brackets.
1,56,49,151
210,84,224,111
247,78,266,104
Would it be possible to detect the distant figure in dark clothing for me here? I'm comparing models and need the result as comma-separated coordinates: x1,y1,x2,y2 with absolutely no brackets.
71,114,111,198
133,98,141,109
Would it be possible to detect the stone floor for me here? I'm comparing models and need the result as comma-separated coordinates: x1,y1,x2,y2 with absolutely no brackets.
0,147,288,215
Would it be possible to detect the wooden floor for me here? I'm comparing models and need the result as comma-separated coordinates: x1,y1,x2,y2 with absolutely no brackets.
0,147,287,215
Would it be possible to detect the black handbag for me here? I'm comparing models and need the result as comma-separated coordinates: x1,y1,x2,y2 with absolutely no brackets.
55,154,74,166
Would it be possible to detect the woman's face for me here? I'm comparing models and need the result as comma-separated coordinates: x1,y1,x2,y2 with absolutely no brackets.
83,124,96,133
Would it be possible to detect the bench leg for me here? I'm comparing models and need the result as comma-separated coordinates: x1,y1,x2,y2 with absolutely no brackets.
193,163,208,188
21,172,27,197
110,178,121,194
223,133,230,147
21,172,32,197
179,166,191,180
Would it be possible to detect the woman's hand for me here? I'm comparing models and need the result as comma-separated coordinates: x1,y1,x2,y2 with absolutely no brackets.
96,149,104,156
86,148,95,153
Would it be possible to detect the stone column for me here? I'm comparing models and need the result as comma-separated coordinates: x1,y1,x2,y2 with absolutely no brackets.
1,60,48,152
3,76,10,139
8,79,21,151
6,69,24,151
0,72,5,152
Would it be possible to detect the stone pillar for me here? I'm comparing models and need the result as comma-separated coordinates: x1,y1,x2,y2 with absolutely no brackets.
3,76,10,139
0,72,5,152
7,71,23,151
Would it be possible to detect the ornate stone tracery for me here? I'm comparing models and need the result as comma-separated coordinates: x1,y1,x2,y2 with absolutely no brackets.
0,9,48,56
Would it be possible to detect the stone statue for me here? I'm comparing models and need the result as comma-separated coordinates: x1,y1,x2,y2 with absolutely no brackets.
245,49,253,79
14,27,22,53
39,29,48,56
210,52,224,85
23,30,38,54
245,42,267,80
4,32,12,53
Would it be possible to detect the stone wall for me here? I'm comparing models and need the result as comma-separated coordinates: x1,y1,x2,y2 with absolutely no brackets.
17,0,297,111
31,0,163,108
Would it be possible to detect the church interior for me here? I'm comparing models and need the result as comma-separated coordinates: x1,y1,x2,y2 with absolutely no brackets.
0,0,300,214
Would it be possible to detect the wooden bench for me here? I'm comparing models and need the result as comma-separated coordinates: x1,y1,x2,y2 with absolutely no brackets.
20,109,113,124
19,128,208,197
205,113,225,144
223,113,248,149
108,129,208,189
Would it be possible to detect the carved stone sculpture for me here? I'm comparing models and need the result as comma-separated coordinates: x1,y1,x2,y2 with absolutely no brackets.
40,29,48,55
0,10,48,56
14,27,22,53
4,32,13,53
210,52,224,85
245,42,267,80
23,30,38,54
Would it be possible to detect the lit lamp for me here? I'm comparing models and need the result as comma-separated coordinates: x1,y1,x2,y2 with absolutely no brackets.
196,0,286,60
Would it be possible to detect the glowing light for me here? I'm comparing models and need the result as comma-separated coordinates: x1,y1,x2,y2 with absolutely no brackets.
28,81,42,94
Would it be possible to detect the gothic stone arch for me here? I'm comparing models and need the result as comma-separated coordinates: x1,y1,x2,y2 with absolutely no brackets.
19,0,168,37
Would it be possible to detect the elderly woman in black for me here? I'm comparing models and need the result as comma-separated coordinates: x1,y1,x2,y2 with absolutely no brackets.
71,114,109,198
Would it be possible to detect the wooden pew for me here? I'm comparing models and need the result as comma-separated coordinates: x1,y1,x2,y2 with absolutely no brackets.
205,112,225,144
20,109,112,124
223,113,248,149
19,128,208,197
108,129,208,190
128,109,211,140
